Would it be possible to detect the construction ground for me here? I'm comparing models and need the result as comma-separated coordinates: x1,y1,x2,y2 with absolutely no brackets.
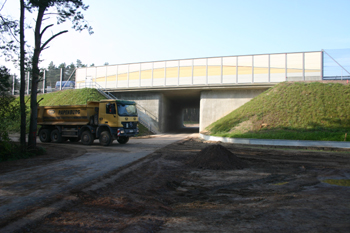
1,135,350,232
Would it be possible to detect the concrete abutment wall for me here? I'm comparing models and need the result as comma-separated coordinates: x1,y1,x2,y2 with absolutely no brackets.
199,88,268,131
112,92,163,133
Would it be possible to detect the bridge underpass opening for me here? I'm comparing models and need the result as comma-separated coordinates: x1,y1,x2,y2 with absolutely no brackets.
183,108,199,128
111,89,201,134
162,90,200,133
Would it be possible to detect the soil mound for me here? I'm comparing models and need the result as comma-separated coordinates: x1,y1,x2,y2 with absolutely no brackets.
188,144,246,170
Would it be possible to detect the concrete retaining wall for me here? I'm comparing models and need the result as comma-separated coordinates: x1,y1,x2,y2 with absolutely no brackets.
200,134,350,149
199,88,268,131
112,92,163,132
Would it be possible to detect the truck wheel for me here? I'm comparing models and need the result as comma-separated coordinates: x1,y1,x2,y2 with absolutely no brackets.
117,136,129,144
39,129,51,142
51,129,63,143
99,131,113,146
81,130,95,145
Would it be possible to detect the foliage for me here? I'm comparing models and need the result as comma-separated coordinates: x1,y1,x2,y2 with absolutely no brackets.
0,7,32,68
0,12,21,65
26,0,93,34
0,66,11,92
0,66,21,138
206,82,350,141
0,141,46,162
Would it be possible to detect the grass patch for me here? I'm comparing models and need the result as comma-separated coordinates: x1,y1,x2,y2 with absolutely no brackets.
137,123,154,137
37,88,107,106
272,182,289,186
321,179,350,187
206,82,350,142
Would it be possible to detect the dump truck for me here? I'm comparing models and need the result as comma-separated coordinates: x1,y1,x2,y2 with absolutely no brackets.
37,99,139,146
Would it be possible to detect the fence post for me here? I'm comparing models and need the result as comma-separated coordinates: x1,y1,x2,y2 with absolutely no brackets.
302,52,305,81
252,56,254,83
60,68,63,90
236,56,238,84
285,53,287,81
268,54,271,83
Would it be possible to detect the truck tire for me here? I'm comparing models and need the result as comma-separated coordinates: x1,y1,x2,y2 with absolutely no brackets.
39,129,51,142
51,129,63,143
99,131,113,146
81,130,95,145
117,136,129,144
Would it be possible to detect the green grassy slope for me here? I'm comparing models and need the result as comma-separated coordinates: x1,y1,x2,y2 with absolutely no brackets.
206,82,350,141
37,88,106,106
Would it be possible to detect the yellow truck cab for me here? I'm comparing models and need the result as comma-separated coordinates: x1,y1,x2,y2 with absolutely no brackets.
37,99,138,146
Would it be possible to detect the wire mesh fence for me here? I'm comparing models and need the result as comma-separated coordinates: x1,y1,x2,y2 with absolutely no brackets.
323,48,350,80
10,68,76,95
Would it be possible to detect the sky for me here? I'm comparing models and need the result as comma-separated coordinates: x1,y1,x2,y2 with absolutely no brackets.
1,0,350,74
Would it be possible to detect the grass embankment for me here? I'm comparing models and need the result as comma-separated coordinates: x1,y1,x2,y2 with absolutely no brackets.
206,82,350,141
37,88,106,106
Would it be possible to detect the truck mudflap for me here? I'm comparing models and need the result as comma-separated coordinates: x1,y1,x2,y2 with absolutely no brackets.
111,127,139,139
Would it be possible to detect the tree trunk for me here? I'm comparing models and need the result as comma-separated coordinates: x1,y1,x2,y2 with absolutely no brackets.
28,7,45,148
19,0,26,147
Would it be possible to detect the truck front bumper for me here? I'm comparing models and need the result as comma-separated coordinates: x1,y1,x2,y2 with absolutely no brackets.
111,127,139,138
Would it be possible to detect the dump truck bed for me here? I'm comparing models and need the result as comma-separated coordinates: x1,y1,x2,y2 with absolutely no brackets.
37,102,99,125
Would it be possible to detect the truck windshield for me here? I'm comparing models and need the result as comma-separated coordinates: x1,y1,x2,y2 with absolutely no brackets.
117,104,137,116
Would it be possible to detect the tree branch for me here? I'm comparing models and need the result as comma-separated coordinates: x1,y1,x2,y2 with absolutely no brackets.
0,0,7,12
43,12,61,16
0,15,19,43
40,30,68,51
40,24,53,37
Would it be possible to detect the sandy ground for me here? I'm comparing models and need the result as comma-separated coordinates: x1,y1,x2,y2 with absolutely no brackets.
2,137,350,232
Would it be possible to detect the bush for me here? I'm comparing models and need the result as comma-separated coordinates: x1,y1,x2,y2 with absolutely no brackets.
0,138,46,162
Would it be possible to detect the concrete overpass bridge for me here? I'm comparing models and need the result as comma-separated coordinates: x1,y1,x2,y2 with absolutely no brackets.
76,51,323,133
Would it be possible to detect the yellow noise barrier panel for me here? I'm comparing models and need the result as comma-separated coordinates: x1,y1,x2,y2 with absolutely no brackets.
77,65,320,83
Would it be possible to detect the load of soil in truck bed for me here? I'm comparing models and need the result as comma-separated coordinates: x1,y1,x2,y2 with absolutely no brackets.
8,137,350,232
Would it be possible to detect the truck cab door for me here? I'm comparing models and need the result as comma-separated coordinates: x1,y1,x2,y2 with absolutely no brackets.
99,103,118,127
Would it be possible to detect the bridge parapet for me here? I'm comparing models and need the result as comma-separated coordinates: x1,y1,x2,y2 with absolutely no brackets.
76,51,323,91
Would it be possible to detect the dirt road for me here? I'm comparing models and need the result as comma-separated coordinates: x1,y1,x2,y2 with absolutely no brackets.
0,134,193,232
2,137,350,232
